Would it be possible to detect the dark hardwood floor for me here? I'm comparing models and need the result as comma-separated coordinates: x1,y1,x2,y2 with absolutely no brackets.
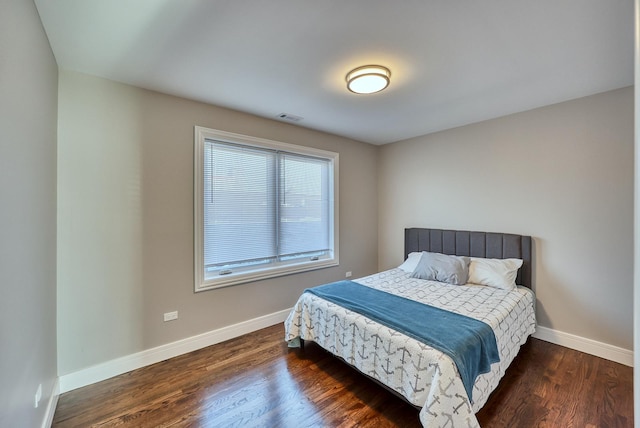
53,324,633,427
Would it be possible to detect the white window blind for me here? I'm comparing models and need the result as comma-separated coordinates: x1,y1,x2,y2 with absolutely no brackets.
195,127,338,291
278,153,331,257
203,142,277,268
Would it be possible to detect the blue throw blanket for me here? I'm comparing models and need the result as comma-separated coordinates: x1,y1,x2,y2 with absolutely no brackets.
305,280,500,401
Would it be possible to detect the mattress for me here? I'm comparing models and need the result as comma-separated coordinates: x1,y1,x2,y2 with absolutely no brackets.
284,268,536,427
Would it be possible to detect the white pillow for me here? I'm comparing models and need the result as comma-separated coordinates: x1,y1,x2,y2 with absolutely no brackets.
398,252,423,273
467,257,523,290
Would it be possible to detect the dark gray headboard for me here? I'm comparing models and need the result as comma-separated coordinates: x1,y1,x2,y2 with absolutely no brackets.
404,228,532,289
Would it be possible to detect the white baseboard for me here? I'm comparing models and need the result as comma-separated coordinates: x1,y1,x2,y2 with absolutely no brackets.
59,308,292,394
42,378,59,428
57,312,632,395
533,325,633,367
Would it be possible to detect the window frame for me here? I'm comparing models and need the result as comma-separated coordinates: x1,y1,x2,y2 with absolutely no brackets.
194,126,339,292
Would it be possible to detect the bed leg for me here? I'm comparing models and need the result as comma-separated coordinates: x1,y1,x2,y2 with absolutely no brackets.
300,338,305,350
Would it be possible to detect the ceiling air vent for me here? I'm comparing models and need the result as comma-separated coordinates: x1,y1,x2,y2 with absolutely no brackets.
277,113,303,122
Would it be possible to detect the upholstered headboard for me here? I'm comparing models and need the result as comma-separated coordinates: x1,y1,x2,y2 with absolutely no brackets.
404,228,532,289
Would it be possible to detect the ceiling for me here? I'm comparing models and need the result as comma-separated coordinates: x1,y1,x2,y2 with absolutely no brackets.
34,0,633,145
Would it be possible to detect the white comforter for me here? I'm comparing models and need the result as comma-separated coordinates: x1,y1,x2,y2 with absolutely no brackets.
284,268,536,428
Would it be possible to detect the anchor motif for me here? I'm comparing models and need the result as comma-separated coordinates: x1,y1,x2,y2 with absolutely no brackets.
395,363,410,382
357,343,369,360
397,346,412,364
339,316,349,331
371,334,382,351
388,329,403,338
411,372,425,394
438,376,455,398
358,327,369,342
381,357,395,375
441,412,454,428
428,362,442,378
382,340,396,356
424,395,440,417
362,317,376,327
452,393,467,414
411,354,426,371
331,313,340,328
304,319,314,331
350,322,360,338
338,331,349,347
322,323,332,338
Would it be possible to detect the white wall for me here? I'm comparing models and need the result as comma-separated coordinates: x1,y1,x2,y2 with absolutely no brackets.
379,87,633,351
0,0,58,426
57,71,379,376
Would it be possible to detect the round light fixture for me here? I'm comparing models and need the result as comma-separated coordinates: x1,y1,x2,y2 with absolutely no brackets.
346,65,391,94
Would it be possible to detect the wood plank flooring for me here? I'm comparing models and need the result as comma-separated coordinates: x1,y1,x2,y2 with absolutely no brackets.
53,324,633,427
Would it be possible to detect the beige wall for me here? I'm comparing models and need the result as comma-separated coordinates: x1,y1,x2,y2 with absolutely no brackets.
379,87,634,350
0,0,58,426
57,71,379,375
56,71,633,376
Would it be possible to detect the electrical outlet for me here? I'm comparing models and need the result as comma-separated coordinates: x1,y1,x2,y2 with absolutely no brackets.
345,271,352,278
34,384,42,408
163,311,178,322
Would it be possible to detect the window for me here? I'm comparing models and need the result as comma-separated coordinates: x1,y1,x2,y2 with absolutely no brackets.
194,126,339,291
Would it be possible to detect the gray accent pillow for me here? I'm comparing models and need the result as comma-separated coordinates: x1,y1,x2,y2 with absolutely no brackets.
410,252,470,285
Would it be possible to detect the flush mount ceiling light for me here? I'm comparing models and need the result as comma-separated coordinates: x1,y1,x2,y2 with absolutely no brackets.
346,65,391,94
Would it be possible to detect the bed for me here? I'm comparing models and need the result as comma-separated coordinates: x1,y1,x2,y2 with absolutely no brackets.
284,228,536,427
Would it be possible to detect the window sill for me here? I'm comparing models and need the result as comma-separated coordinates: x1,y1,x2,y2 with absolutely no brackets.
195,258,339,292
